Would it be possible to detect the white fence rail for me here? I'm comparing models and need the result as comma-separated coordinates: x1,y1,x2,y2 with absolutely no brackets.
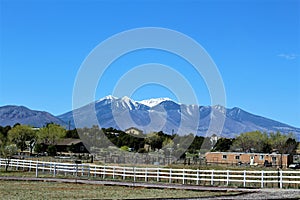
1,158,300,189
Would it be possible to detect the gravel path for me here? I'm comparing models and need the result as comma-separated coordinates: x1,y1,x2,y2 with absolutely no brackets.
207,189,300,199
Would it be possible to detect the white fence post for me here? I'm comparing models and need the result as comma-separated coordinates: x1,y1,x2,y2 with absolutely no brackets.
182,169,185,184
169,168,172,183
133,167,136,182
261,171,264,188
145,168,148,182
35,163,39,177
53,163,56,177
16,160,19,170
123,167,126,180
103,166,106,179
94,166,97,177
211,170,214,185
113,166,115,179
75,164,78,177
29,160,32,171
42,163,45,173
243,170,246,187
196,169,199,185
226,170,229,186
157,168,159,182
280,170,283,189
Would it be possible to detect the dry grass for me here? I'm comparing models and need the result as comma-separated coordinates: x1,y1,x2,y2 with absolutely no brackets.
0,180,239,200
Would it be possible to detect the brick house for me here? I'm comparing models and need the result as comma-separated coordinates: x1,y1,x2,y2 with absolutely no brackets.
205,152,292,167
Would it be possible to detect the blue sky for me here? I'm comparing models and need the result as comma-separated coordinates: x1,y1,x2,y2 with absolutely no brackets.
0,0,299,128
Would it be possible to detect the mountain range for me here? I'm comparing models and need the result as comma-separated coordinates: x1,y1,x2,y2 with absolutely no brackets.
0,105,66,127
1,96,299,139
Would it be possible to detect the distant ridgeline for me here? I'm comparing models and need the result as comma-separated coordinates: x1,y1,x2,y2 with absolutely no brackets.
0,96,299,140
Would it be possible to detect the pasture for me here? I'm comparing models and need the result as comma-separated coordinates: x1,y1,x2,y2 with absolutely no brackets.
0,180,239,199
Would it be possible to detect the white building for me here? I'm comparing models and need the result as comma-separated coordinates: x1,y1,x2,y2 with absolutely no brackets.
125,127,143,135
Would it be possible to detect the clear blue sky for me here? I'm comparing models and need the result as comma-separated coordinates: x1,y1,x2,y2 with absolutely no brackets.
0,0,299,128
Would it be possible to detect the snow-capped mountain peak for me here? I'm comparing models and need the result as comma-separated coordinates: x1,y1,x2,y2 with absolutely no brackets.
98,95,117,102
119,96,137,110
139,97,173,107
212,105,226,114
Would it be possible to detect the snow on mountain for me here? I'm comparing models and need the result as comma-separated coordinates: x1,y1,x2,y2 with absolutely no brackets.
56,96,300,140
2,96,298,140
139,97,173,107
98,95,117,102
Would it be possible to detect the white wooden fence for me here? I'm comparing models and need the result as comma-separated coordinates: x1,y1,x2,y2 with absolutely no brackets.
1,158,300,189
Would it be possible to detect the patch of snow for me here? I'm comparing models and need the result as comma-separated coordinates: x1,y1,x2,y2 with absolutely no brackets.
139,98,173,107
212,105,226,114
121,96,136,110
97,95,118,102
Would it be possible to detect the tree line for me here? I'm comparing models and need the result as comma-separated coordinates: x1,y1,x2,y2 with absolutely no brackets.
0,123,298,161
0,123,79,158
213,131,298,154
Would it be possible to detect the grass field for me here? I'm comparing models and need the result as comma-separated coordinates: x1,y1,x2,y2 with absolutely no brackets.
0,180,240,200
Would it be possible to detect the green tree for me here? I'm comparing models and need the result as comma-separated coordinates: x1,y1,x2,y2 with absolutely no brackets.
47,145,57,156
8,125,36,152
188,136,204,153
213,138,233,152
269,132,296,168
1,144,17,171
120,145,129,151
65,129,79,139
269,132,296,154
34,143,44,154
231,131,269,153
38,123,66,145
145,132,163,150
163,137,174,148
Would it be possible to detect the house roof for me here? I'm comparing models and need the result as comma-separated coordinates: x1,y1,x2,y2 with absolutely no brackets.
56,139,82,146
125,127,142,132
